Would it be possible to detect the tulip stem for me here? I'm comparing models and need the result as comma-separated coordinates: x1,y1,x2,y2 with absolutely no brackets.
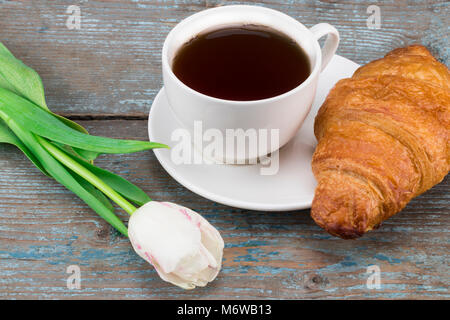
37,136,137,215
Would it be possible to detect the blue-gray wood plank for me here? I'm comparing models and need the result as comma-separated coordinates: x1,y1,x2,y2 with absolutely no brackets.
0,1,449,299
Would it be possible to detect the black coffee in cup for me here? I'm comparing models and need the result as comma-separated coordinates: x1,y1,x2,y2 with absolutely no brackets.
172,25,311,101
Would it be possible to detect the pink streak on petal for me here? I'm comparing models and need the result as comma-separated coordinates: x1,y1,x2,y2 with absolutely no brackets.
131,240,142,251
160,202,172,208
179,208,192,221
144,252,155,266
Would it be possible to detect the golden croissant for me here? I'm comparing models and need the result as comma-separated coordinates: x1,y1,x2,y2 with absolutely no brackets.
311,45,449,239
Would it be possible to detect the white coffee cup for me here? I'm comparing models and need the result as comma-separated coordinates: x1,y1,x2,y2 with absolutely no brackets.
162,5,339,163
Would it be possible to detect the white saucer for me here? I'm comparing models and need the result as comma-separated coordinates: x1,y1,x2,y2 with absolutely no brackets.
148,55,359,211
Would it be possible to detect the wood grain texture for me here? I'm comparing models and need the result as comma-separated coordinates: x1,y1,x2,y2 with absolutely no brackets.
0,0,448,117
0,0,449,299
0,120,448,299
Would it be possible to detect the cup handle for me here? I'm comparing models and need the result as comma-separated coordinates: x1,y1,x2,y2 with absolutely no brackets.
309,23,340,72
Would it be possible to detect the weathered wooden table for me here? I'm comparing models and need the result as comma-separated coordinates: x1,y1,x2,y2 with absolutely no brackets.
0,0,448,299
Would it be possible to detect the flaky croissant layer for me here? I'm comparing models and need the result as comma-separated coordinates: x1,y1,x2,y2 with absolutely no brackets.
311,45,449,239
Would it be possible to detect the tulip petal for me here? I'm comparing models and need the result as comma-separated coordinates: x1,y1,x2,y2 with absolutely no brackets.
128,202,202,273
128,201,224,290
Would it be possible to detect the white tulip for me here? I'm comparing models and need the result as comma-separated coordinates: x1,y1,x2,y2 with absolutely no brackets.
128,201,224,289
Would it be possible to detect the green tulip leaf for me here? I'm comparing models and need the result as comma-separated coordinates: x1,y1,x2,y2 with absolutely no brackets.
0,47,47,109
54,143,151,206
0,42,98,162
71,172,115,212
0,119,48,176
6,120,128,236
0,88,169,154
